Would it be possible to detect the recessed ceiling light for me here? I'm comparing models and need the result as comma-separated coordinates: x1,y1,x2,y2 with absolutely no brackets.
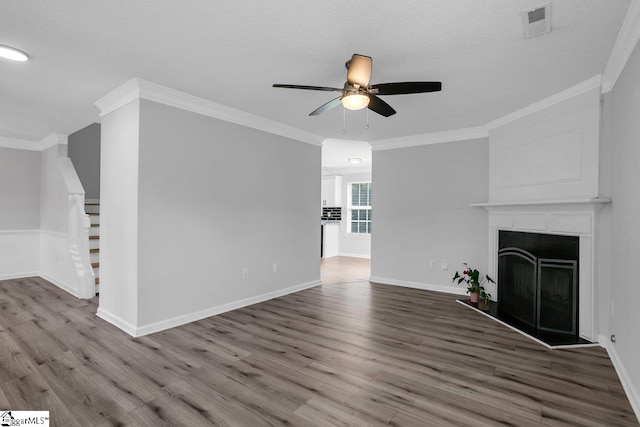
0,45,29,62
347,158,362,164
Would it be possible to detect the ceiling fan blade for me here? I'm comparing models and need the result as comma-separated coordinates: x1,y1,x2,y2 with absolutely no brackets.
346,54,372,88
273,84,342,92
370,82,442,95
309,97,342,116
367,95,396,117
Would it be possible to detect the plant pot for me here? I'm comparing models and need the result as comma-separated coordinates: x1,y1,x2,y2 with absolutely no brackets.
469,292,479,303
478,300,490,311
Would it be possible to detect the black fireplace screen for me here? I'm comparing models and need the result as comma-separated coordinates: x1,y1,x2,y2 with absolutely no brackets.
498,231,579,336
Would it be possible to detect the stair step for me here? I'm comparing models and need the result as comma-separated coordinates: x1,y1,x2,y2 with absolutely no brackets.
91,224,100,227
90,248,99,254
89,236,99,240
91,262,99,268
87,212,99,216
95,277,99,285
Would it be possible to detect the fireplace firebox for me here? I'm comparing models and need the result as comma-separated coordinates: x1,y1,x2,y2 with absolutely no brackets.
498,230,579,337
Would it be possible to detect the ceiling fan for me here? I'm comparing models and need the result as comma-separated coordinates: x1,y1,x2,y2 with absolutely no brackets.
273,54,442,117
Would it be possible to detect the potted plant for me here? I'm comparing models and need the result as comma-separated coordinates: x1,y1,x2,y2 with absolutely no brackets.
478,290,491,311
452,263,495,304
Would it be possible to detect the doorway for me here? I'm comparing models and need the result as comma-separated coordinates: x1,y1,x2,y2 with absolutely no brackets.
321,139,372,284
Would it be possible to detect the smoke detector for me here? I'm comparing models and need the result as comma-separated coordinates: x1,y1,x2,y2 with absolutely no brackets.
522,3,552,38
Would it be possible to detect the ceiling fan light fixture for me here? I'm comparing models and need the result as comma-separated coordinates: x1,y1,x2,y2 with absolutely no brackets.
0,45,29,62
341,93,369,111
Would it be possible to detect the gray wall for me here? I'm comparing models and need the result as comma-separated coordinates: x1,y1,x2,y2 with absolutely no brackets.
371,138,489,292
68,123,101,199
136,100,320,326
0,147,41,229
609,39,640,402
39,144,69,233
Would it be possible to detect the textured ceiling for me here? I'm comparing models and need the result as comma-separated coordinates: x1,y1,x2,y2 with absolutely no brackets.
0,0,630,142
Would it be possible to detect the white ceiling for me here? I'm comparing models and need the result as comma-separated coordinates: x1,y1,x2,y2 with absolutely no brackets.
322,139,372,174
0,0,630,143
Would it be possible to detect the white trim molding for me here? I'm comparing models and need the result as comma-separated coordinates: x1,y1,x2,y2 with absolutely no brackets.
337,252,371,259
599,335,640,422
485,75,603,130
95,78,324,146
369,276,467,296
602,1,640,93
95,308,138,337
369,126,488,151
100,279,322,337
0,133,68,151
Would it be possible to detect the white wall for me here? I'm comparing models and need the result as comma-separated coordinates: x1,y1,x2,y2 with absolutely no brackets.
98,98,321,336
98,100,141,333
489,87,601,202
339,172,371,258
608,38,640,415
68,123,101,199
38,143,89,297
0,147,41,279
370,138,489,294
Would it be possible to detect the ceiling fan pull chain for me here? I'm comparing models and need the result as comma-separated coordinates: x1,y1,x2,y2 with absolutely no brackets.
343,106,346,133
366,108,369,129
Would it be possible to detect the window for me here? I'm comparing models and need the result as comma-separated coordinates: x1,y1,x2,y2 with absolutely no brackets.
349,182,371,234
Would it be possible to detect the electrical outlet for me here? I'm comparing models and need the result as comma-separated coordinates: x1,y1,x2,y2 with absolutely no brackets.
273,263,278,273
441,261,449,270
242,268,249,280
430,260,437,269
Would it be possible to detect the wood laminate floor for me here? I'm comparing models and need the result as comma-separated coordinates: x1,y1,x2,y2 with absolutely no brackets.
321,256,370,285
0,276,637,426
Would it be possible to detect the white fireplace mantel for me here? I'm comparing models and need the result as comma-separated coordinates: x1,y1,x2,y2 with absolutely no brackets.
471,197,611,342
470,197,611,210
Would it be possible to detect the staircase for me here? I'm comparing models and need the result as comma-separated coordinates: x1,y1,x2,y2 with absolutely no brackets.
85,200,100,294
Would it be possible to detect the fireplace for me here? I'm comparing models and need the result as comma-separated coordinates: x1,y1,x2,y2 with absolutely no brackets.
498,231,578,337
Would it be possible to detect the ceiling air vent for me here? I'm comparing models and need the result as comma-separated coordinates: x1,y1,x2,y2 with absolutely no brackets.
522,3,551,38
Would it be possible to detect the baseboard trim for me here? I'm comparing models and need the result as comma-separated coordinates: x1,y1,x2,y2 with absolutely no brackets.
118,279,322,337
599,335,640,422
38,273,81,299
337,252,371,259
0,272,39,281
369,276,467,296
96,308,138,337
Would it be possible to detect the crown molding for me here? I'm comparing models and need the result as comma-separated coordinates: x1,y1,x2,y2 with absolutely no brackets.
602,1,640,94
485,74,602,130
0,133,67,151
0,135,40,151
95,78,324,146
39,133,68,150
369,126,488,151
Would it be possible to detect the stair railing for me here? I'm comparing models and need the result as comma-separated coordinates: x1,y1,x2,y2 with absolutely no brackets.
68,193,95,298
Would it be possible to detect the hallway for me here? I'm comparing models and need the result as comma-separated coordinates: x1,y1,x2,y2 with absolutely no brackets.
321,256,370,285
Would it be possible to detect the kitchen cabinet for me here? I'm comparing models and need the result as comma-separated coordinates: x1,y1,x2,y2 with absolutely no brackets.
322,224,339,258
321,175,342,207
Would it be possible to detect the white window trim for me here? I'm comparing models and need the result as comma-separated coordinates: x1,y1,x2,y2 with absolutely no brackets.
347,181,372,235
